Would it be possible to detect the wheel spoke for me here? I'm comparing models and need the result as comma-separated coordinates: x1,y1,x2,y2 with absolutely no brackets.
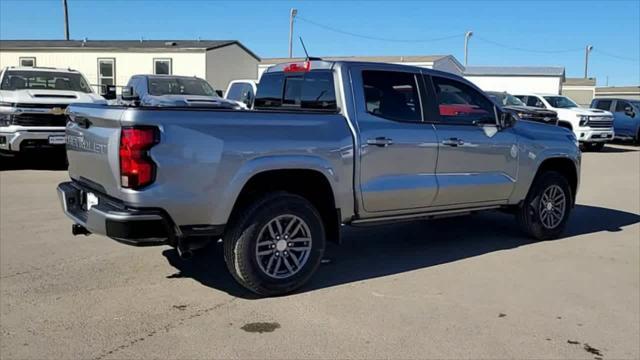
273,257,282,275
265,254,276,273
267,223,277,240
283,217,298,235
274,218,284,235
288,251,301,267
258,249,274,256
283,256,294,273
288,237,311,243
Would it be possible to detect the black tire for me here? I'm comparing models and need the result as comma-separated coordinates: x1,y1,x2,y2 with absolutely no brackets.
223,191,326,296
635,129,640,146
517,171,572,241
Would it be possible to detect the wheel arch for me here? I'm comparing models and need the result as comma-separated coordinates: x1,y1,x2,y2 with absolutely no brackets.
532,157,578,206
226,162,342,244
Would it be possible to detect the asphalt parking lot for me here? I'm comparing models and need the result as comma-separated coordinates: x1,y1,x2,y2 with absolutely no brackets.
1,144,639,360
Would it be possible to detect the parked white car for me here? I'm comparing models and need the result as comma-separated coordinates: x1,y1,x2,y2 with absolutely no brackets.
515,93,614,151
224,79,258,109
0,67,106,156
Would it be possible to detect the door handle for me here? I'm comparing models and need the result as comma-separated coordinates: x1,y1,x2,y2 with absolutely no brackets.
442,138,464,147
366,137,394,147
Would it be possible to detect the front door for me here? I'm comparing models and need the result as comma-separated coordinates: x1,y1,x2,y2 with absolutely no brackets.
428,75,518,206
613,100,635,137
353,67,439,215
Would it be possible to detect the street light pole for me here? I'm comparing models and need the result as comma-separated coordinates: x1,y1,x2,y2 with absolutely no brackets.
584,45,593,78
288,8,297,58
63,0,70,40
464,31,473,66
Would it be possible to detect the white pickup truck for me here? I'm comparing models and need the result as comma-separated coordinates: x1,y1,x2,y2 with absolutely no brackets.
0,67,106,156
515,93,614,151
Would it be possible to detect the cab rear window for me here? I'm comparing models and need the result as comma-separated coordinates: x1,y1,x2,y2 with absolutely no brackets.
254,71,337,112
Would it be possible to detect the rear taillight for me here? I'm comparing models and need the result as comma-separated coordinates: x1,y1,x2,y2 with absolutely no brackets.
119,126,159,189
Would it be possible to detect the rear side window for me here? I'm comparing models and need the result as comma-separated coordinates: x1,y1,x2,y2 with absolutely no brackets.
362,70,422,122
226,82,255,106
432,76,494,124
526,96,545,108
254,71,337,111
595,100,612,110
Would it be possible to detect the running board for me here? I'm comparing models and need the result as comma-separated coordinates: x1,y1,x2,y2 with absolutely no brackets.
349,205,502,227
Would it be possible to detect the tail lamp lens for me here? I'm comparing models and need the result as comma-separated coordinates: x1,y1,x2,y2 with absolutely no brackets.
119,126,159,189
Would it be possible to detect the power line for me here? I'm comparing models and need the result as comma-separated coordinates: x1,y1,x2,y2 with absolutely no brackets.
296,16,462,43
592,49,639,62
475,36,582,54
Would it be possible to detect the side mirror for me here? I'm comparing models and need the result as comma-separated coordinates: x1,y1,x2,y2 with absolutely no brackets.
624,106,635,118
499,111,516,129
215,90,223,97
101,85,117,100
121,86,140,102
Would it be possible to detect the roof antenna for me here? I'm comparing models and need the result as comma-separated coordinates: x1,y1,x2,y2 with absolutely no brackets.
299,37,321,61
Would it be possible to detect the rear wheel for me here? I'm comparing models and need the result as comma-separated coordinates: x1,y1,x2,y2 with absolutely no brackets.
517,171,572,240
223,192,325,296
581,142,605,152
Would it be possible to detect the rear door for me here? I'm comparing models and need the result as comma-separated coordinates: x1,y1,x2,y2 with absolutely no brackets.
352,66,439,215
428,75,518,206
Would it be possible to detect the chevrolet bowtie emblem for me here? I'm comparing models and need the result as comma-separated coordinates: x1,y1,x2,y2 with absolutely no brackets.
50,107,65,115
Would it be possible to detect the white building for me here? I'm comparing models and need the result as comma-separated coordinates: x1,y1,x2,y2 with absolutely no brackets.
259,55,465,78
464,66,566,95
0,40,260,93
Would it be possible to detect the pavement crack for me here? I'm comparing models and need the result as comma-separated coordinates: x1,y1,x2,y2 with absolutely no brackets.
92,297,236,360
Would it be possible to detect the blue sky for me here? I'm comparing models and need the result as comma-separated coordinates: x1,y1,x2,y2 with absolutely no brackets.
1,0,639,86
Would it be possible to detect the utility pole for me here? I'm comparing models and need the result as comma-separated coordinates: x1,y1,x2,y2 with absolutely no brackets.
584,45,593,78
288,8,297,58
464,31,473,66
62,0,70,40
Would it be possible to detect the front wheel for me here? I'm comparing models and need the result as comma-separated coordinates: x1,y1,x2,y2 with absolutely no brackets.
582,142,605,152
223,192,326,296
517,171,572,241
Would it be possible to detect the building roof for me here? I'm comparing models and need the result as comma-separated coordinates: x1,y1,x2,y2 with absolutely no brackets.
563,77,596,86
0,40,260,60
464,66,565,77
595,86,640,94
261,55,451,64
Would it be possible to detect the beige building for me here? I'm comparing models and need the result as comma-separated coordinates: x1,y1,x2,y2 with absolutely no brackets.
0,40,260,93
595,86,640,100
561,78,596,107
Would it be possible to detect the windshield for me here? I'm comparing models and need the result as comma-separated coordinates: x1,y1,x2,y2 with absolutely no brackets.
487,92,526,106
544,96,578,108
0,70,92,93
147,77,216,96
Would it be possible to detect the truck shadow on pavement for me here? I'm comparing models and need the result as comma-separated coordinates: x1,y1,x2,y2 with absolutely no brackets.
162,204,640,299
0,153,68,171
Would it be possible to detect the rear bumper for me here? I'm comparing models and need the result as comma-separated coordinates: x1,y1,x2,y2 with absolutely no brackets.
577,128,614,143
0,126,65,152
57,181,176,246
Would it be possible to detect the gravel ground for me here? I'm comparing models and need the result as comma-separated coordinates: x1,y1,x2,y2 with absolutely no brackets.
1,144,639,359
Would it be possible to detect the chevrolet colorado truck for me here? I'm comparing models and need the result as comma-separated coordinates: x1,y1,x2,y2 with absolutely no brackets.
0,67,106,156
515,93,614,151
58,61,580,296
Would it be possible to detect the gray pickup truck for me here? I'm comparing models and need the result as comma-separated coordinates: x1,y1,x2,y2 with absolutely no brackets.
58,60,580,296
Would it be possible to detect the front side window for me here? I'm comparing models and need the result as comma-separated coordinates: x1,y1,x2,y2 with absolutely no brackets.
154,59,172,75
98,58,115,87
147,77,215,96
544,96,578,109
254,71,337,111
19,57,36,67
615,100,630,112
595,100,612,111
362,70,421,122
432,76,494,124
0,70,92,93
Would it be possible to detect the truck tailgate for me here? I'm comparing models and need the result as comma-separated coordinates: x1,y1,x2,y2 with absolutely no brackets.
66,105,125,197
